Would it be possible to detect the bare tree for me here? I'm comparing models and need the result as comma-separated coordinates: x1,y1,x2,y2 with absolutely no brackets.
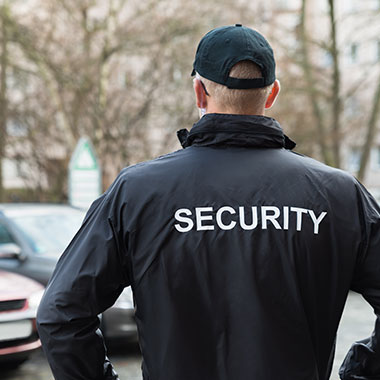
5,0,380,201
1,0,214,197
357,73,380,181
296,0,380,180
328,0,343,168
0,3,9,201
299,0,332,165
297,0,344,167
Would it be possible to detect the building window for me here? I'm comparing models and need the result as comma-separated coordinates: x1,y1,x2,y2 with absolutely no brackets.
323,51,333,67
348,148,361,172
346,96,360,118
368,146,380,170
343,0,358,12
374,147,380,169
274,0,288,10
370,0,380,11
350,43,359,64
6,120,27,137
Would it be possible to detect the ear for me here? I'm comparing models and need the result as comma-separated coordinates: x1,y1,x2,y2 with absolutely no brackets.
265,80,280,109
193,78,208,109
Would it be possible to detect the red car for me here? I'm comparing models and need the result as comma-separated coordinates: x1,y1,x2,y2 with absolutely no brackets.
0,269,44,368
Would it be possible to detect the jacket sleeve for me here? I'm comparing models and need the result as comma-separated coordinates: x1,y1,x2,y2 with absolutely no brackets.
339,182,380,380
37,173,131,380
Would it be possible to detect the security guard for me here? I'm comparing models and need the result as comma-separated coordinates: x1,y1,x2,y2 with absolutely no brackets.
37,25,380,380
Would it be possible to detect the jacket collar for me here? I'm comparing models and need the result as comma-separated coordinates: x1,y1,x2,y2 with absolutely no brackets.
177,113,296,150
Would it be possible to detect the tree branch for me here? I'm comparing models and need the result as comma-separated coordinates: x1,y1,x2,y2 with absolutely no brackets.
299,0,331,165
358,71,380,181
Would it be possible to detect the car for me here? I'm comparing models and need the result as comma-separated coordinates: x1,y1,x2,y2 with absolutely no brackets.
0,203,137,342
0,269,44,368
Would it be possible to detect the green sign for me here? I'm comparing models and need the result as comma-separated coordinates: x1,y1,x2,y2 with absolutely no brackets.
72,140,98,171
69,137,102,210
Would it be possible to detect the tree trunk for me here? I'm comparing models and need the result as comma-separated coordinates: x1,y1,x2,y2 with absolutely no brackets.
328,0,342,168
300,0,332,165
357,71,380,182
0,5,8,202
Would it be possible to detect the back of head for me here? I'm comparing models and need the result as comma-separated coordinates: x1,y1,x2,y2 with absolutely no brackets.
192,24,277,115
198,61,273,114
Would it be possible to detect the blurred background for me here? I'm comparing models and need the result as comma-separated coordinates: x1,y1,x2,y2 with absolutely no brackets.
1,0,380,201
0,0,379,379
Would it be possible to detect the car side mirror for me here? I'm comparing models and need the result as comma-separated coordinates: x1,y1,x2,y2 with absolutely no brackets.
0,243,22,259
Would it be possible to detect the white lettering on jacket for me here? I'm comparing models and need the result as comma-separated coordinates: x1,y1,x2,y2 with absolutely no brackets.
174,209,194,232
239,206,258,230
216,206,236,230
174,206,327,235
196,207,214,231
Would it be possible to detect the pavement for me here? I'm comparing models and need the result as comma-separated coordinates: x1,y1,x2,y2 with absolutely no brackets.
1,291,376,380
332,291,375,379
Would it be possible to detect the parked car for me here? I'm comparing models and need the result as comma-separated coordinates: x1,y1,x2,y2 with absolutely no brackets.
0,203,137,342
0,269,44,368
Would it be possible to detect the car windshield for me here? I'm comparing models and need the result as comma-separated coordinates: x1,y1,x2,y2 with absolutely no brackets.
9,209,86,256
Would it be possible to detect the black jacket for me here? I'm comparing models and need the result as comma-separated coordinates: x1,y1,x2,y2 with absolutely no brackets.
37,114,380,380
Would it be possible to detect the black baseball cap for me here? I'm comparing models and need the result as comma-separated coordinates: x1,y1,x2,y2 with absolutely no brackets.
191,24,276,89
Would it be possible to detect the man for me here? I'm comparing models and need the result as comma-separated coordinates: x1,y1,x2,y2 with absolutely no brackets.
37,25,380,380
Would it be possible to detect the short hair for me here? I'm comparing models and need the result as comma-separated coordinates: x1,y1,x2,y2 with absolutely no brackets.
197,60,273,114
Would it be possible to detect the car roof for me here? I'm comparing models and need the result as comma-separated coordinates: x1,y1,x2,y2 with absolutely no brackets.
0,203,86,218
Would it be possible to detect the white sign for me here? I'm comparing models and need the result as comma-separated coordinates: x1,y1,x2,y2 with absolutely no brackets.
69,138,102,210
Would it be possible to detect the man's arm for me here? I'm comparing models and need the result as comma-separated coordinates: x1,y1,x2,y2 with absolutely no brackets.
339,182,380,380
37,175,130,380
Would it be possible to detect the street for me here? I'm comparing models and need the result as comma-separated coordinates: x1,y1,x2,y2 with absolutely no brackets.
332,290,375,378
2,291,376,380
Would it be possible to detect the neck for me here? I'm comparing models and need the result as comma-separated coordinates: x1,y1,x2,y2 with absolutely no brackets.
205,103,265,116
